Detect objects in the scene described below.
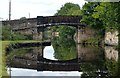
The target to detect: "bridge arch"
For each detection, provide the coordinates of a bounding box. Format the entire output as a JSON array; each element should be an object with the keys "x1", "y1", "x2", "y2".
[{"x1": 36, "y1": 16, "x2": 85, "y2": 42}]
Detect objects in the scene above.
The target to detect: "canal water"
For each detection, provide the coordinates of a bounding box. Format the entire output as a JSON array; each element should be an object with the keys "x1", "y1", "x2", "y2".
[{"x1": 5, "y1": 36, "x2": 120, "y2": 77}]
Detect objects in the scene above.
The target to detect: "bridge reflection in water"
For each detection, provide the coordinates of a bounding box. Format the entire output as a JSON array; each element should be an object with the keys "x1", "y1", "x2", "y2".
[{"x1": 6, "y1": 37, "x2": 119, "y2": 77}]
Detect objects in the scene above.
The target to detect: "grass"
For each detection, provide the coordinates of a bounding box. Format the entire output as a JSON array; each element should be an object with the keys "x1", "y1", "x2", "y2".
[
  {"x1": 0, "y1": 40, "x2": 41, "y2": 77},
  {"x1": 0, "y1": 41, "x2": 2, "y2": 78},
  {"x1": 0, "y1": 41, "x2": 10, "y2": 77}
]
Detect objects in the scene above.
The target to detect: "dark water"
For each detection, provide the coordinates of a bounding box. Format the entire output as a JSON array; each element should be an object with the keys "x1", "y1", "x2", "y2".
[{"x1": 6, "y1": 36, "x2": 120, "y2": 77}]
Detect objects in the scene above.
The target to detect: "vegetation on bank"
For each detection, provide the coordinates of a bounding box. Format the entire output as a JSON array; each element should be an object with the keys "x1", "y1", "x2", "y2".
[
  {"x1": 53, "y1": 2, "x2": 119, "y2": 43},
  {"x1": 1, "y1": 41, "x2": 10, "y2": 77},
  {"x1": 2, "y1": 26, "x2": 33, "y2": 40},
  {"x1": 81, "y1": 2, "x2": 119, "y2": 32}
]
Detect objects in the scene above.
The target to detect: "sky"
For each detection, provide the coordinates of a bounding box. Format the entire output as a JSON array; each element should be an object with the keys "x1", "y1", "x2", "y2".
[{"x1": 0, "y1": 0, "x2": 86, "y2": 20}]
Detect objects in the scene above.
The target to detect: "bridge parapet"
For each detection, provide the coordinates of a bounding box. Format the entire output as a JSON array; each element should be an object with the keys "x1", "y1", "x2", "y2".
[
  {"x1": 37, "y1": 16, "x2": 82, "y2": 25},
  {"x1": 2, "y1": 18, "x2": 37, "y2": 29}
]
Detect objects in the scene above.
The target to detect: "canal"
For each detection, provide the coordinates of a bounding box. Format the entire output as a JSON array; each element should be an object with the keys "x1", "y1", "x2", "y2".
[{"x1": 5, "y1": 36, "x2": 120, "y2": 77}]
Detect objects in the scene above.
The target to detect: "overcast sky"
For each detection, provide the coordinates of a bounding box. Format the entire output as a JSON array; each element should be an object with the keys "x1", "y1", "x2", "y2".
[{"x1": 0, "y1": 0, "x2": 86, "y2": 20}]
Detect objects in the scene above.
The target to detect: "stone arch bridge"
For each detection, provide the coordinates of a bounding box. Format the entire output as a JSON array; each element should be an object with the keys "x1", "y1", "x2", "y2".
[{"x1": 2, "y1": 16, "x2": 85, "y2": 43}]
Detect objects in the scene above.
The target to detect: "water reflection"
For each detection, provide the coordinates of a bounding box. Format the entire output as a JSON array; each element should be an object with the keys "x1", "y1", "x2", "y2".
[
  {"x1": 5, "y1": 36, "x2": 120, "y2": 77},
  {"x1": 77, "y1": 45, "x2": 104, "y2": 62},
  {"x1": 104, "y1": 46, "x2": 119, "y2": 77},
  {"x1": 105, "y1": 46, "x2": 118, "y2": 61},
  {"x1": 52, "y1": 37, "x2": 77, "y2": 60}
]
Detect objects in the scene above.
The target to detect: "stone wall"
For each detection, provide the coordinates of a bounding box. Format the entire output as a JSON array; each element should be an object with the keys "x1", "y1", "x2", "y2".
[
  {"x1": 74, "y1": 27, "x2": 97, "y2": 43},
  {"x1": 105, "y1": 31, "x2": 118, "y2": 46}
]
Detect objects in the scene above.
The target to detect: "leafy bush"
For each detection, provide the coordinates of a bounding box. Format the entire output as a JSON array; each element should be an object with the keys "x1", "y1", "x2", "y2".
[{"x1": 2, "y1": 26, "x2": 32, "y2": 40}]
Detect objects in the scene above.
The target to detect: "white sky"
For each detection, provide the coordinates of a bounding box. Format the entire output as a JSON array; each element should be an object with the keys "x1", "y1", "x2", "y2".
[{"x1": 0, "y1": 0, "x2": 86, "y2": 20}]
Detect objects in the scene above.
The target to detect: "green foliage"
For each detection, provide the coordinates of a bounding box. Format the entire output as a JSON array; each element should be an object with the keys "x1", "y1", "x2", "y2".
[
  {"x1": 52, "y1": 37, "x2": 77, "y2": 60},
  {"x1": 7, "y1": 48, "x2": 33, "y2": 60},
  {"x1": 20, "y1": 17, "x2": 26, "y2": 20},
  {"x1": 2, "y1": 26, "x2": 13, "y2": 40},
  {"x1": 105, "y1": 59, "x2": 118, "y2": 76},
  {"x1": 58, "y1": 25, "x2": 76, "y2": 38},
  {"x1": 81, "y1": 2, "x2": 104, "y2": 30},
  {"x1": 2, "y1": 26, "x2": 32, "y2": 40},
  {"x1": 55, "y1": 3, "x2": 82, "y2": 38},
  {"x1": 55, "y1": 3, "x2": 81, "y2": 16},
  {"x1": 81, "y1": 2, "x2": 119, "y2": 40},
  {"x1": 92, "y1": 2, "x2": 119, "y2": 31}
]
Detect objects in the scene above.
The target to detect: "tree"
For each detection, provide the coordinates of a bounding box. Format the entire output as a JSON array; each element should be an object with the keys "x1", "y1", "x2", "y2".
[
  {"x1": 55, "y1": 3, "x2": 81, "y2": 16},
  {"x1": 54, "y1": 3, "x2": 82, "y2": 38},
  {"x1": 92, "y1": 2, "x2": 119, "y2": 31},
  {"x1": 20, "y1": 17, "x2": 26, "y2": 20},
  {"x1": 81, "y1": 2, "x2": 104, "y2": 30}
]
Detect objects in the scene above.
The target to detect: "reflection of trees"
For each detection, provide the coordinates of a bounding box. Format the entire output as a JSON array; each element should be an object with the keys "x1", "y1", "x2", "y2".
[
  {"x1": 52, "y1": 37, "x2": 77, "y2": 60},
  {"x1": 79, "y1": 45, "x2": 107, "y2": 77},
  {"x1": 77, "y1": 45, "x2": 105, "y2": 62},
  {"x1": 81, "y1": 62, "x2": 108, "y2": 77},
  {"x1": 81, "y1": 46, "x2": 120, "y2": 77},
  {"x1": 6, "y1": 47, "x2": 40, "y2": 70},
  {"x1": 104, "y1": 46, "x2": 120, "y2": 77},
  {"x1": 105, "y1": 59, "x2": 118, "y2": 76},
  {"x1": 80, "y1": 58, "x2": 107, "y2": 77},
  {"x1": 105, "y1": 53, "x2": 120, "y2": 77},
  {"x1": 7, "y1": 48, "x2": 33, "y2": 61}
]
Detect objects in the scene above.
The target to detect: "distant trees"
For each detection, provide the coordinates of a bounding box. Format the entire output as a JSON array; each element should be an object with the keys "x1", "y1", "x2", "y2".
[
  {"x1": 20, "y1": 17, "x2": 26, "y2": 20},
  {"x1": 55, "y1": 3, "x2": 81, "y2": 16}
]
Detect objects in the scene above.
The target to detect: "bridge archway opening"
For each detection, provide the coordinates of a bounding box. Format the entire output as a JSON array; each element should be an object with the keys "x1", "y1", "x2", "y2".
[{"x1": 40, "y1": 25, "x2": 78, "y2": 41}]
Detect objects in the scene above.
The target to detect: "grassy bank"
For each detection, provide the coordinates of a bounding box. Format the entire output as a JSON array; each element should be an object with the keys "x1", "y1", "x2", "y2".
[{"x1": 0, "y1": 41, "x2": 10, "y2": 77}]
